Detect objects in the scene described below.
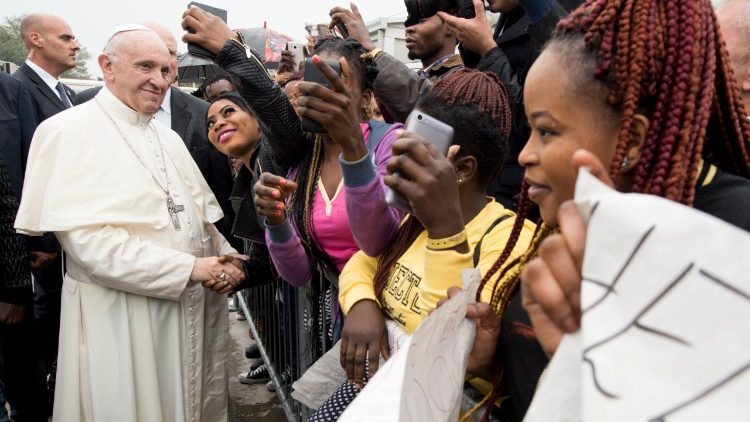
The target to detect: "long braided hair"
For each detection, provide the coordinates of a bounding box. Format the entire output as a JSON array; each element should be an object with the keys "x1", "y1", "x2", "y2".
[
  {"x1": 287, "y1": 36, "x2": 379, "y2": 253},
  {"x1": 477, "y1": 0, "x2": 750, "y2": 418},
  {"x1": 283, "y1": 36, "x2": 381, "y2": 356},
  {"x1": 372, "y1": 68, "x2": 512, "y2": 301}
]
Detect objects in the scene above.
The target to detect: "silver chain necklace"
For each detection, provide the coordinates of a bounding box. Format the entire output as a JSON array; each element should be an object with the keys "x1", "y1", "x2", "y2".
[{"x1": 95, "y1": 98, "x2": 185, "y2": 231}]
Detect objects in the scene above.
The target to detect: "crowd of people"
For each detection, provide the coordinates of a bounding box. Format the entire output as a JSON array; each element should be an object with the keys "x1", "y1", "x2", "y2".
[{"x1": 1, "y1": 0, "x2": 749, "y2": 421}]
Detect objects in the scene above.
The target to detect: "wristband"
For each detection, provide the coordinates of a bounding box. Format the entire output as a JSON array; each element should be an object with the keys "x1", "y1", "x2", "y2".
[
  {"x1": 426, "y1": 230, "x2": 467, "y2": 250},
  {"x1": 360, "y1": 48, "x2": 383, "y2": 61}
]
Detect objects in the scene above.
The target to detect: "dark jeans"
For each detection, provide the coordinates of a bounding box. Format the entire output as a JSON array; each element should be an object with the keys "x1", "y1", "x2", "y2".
[
  {"x1": 0, "y1": 306, "x2": 48, "y2": 422},
  {"x1": 0, "y1": 358, "x2": 11, "y2": 422},
  {"x1": 32, "y1": 254, "x2": 63, "y2": 374}
]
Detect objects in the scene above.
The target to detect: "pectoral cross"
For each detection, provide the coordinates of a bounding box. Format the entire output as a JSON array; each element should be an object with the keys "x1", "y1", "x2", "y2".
[{"x1": 167, "y1": 196, "x2": 185, "y2": 231}]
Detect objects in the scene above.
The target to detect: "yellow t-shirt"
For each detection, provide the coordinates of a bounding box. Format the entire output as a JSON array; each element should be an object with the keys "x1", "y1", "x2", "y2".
[{"x1": 338, "y1": 199, "x2": 536, "y2": 333}]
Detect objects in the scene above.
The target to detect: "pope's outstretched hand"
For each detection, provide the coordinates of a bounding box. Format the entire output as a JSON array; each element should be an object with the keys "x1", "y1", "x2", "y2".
[{"x1": 192, "y1": 256, "x2": 245, "y2": 294}]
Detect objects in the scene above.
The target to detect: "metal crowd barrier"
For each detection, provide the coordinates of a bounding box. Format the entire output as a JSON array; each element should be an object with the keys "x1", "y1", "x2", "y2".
[
  {"x1": 235, "y1": 248, "x2": 501, "y2": 422},
  {"x1": 237, "y1": 265, "x2": 335, "y2": 421}
]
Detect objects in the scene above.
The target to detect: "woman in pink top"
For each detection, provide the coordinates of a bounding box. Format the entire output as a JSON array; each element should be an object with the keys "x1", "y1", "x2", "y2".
[{"x1": 254, "y1": 37, "x2": 403, "y2": 339}]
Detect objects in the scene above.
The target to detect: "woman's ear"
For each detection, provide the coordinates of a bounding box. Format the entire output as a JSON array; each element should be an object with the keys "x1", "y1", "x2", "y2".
[
  {"x1": 361, "y1": 89, "x2": 373, "y2": 109},
  {"x1": 621, "y1": 113, "x2": 649, "y2": 173},
  {"x1": 742, "y1": 77, "x2": 750, "y2": 95},
  {"x1": 360, "y1": 89, "x2": 374, "y2": 118},
  {"x1": 453, "y1": 155, "x2": 477, "y2": 185}
]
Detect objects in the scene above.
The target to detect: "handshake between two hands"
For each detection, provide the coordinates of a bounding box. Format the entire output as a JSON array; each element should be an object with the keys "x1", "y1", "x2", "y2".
[{"x1": 191, "y1": 254, "x2": 248, "y2": 295}]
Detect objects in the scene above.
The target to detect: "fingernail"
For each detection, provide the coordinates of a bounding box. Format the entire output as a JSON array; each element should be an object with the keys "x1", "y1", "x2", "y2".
[
  {"x1": 279, "y1": 178, "x2": 287, "y2": 186},
  {"x1": 276, "y1": 203, "x2": 284, "y2": 210},
  {"x1": 272, "y1": 190, "x2": 280, "y2": 198},
  {"x1": 563, "y1": 316, "x2": 578, "y2": 333},
  {"x1": 312, "y1": 55, "x2": 321, "y2": 64}
]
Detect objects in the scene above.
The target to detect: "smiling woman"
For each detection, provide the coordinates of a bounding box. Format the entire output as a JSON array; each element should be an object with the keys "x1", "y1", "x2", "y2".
[
  {"x1": 461, "y1": 1, "x2": 750, "y2": 421},
  {"x1": 206, "y1": 92, "x2": 263, "y2": 167}
]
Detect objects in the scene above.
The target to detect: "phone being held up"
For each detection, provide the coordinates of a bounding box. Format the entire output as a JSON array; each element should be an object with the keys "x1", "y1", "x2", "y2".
[
  {"x1": 301, "y1": 57, "x2": 342, "y2": 133},
  {"x1": 186, "y1": 2, "x2": 228, "y2": 60},
  {"x1": 386, "y1": 109, "x2": 454, "y2": 214},
  {"x1": 286, "y1": 42, "x2": 307, "y2": 71}
]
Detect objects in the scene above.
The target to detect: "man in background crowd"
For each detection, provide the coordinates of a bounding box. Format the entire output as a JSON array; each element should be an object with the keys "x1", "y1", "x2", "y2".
[
  {"x1": 12, "y1": 13, "x2": 80, "y2": 401},
  {"x1": 716, "y1": 0, "x2": 750, "y2": 116},
  {"x1": 0, "y1": 71, "x2": 47, "y2": 422}
]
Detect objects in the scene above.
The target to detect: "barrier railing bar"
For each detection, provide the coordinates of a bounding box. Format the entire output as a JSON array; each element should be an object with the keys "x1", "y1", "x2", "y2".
[{"x1": 237, "y1": 292, "x2": 297, "y2": 421}]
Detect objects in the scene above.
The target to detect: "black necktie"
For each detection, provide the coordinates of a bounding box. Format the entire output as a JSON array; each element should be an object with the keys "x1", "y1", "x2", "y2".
[{"x1": 55, "y1": 82, "x2": 72, "y2": 109}]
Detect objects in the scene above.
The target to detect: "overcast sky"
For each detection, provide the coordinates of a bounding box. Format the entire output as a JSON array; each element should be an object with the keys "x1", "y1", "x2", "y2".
[{"x1": 4, "y1": 0, "x2": 408, "y2": 78}]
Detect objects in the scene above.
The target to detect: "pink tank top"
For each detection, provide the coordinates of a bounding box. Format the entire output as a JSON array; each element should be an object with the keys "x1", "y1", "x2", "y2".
[
  {"x1": 309, "y1": 178, "x2": 358, "y2": 272},
  {"x1": 307, "y1": 123, "x2": 372, "y2": 271}
]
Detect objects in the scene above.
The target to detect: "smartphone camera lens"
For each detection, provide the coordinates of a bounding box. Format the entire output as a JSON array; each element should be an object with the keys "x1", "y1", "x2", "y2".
[{"x1": 417, "y1": 114, "x2": 423, "y2": 120}]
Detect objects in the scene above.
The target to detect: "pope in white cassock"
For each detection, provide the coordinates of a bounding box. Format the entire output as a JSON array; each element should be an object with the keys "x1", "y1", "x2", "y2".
[{"x1": 14, "y1": 25, "x2": 246, "y2": 422}]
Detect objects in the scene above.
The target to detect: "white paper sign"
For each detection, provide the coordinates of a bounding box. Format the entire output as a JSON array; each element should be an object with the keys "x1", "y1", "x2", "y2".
[
  {"x1": 526, "y1": 170, "x2": 750, "y2": 422},
  {"x1": 291, "y1": 320, "x2": 411, "y2": 410},
  {"x1": 340, "y1": 268, "x2": 480, "y2": 422}
]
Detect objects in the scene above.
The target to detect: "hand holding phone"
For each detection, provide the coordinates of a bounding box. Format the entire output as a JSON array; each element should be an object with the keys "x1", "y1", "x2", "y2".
[
  {"x1": 300, "y1": 57, "x2": 342, "y2": 133},
  {"x1": 183, "y1": 2, "x2": 229, "y2": 59},
  {"x1": 333, "y1": 21, "x2": 349, "y2": 38},
  {"x1": 386, "y1": 109, "x2": 455, "y2": 214}
]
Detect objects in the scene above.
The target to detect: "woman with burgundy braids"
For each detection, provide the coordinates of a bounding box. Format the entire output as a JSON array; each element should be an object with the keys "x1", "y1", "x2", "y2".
[{"x1": 456, "y1": 0, "x2": 750, "y2": 420}]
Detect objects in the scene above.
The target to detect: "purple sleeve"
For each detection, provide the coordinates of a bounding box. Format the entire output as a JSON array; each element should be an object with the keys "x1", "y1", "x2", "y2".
[
  {"x1": 264, "y1": 217, "x2": 313, "y2": 287},
  {"x1": 342, "y1": 123, "x2": 405, "y2": 257}
]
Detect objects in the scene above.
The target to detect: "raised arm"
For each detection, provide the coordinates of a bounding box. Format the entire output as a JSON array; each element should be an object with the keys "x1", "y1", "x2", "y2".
[
  {"x1": 372, "y1": 53, "x2": 433, "y2": 123},
  {"x1": 329, "y1": 3, "x2": 432, "y2": 123},
  {"x1": 253, "y1": 172, "x2": 314, "y2": 286},
  {"x1": 182, "y1": 7, "x2": 310, "y2": 168},
  {"x1": 343, "y1": 123, "x2": 405, "y2": 256},
  {"x1": 213, "y1": 41, "x2": 310, "y2": 168}
]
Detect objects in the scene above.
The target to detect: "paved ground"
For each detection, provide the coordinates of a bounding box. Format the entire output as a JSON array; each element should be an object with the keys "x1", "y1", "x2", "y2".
[{"x1": 227, "y1": 305, "x2": 287, "y2": 422}]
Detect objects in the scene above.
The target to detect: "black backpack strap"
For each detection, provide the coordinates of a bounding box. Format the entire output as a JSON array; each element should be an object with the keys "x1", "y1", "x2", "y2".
[
  {"x1": 472, "y1": 214, "x2": 513, "y2": 268},
  {"x1": 366, "y1": 119, "x2": 392, "y2": 154}
]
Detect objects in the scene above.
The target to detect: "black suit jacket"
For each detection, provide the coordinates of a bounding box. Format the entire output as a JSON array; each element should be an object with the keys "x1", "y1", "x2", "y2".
[
  {"x1": 13, "y1": 62, "x2": 76, "y2": 123},
  {"x1": 73, "y1": 85, "x2": 99, "y2": 105},
  {"x1": 0, "y1": 72, "x2": 38, "y2": 201},
  {"x1": 169, "y1": 87, "x2": 236, "y2": 246},
  {"x1": 74, "y1": 85, "x2": 237, "y2": 247},
  {"x1": 9, "y1": 65, "x2": 69, "y2": 252}
]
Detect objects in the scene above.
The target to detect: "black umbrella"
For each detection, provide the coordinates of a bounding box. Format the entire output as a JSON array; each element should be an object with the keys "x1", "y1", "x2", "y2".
[{"x1": 177, "y1": 53, "x2": 220, "y2": 84}]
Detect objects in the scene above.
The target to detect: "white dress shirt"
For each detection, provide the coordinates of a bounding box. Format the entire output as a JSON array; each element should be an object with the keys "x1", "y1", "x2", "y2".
[
  {"x1": 25, "y1": 59, "x2": 69, "y2": 103},
  {"x1": 154, "y1": 88, "x2": 172, "y2": 128}
]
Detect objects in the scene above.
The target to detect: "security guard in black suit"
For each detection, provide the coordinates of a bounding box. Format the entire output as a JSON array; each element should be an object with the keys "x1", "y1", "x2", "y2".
[{"x1": 12, "y1": 15, "x2": 80, "y2": 408}]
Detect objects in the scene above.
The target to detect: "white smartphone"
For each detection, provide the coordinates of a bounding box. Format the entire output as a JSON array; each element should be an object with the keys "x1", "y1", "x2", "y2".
[
  {"x1": 386, "y1": 109, "x2": 455, "y2": 214},
  {"x1": 287, "y1": 42, "x2": 307, "y2": 71}
]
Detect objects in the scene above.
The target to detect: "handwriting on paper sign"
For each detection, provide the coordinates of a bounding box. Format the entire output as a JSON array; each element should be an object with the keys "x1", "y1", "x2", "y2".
[{"x1": 575, "y1": 171, "x2": 750, "y2": 421}]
